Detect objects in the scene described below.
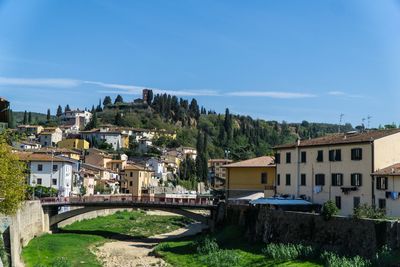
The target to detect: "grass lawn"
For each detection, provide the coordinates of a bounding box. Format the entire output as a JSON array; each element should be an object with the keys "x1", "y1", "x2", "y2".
[
  {"x1": 22, "y1": 210, "x2": 191, "y2": 267},
  {"x1": 155, "y1": 225, "x2": 322, "y2": 267}
]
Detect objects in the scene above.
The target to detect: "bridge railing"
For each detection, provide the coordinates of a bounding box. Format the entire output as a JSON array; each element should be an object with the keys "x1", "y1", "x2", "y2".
[{"x1": 40, "y1": 195, "x2": 215, "y2": 207}]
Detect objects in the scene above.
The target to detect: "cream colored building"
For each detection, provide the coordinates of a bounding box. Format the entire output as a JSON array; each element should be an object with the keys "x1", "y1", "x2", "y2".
[
  {"x1": 275, "y1": 129, "x2": 400, "y2": 216},
  {"x1": 372, "y1": 163, "x2": 400, "y2": 217},
  {"x1": 121, "y1": 164, "x2": 156, "y2": 196}
]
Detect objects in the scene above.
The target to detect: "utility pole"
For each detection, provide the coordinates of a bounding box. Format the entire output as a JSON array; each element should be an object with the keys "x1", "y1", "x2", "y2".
[{"x1": 367, "y1": 115, "x2": 372, "y2": 130}]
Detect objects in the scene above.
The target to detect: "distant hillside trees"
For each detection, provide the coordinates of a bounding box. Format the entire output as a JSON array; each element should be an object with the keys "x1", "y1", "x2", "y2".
[
  {"x1": 103, "y1": 96, "x2": 112, "y2": 107},
  {"x1": 114, "y1": 95, "x2": 124, "y2": 104}
]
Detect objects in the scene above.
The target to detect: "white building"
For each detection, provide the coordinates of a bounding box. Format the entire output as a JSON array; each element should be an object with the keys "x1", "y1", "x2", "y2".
[
  {"x1": 17, "y1": 152, "x2": 74, "y2": 197},
  {"x1": 146, "y1": 157, "x2": 166, "y2": 180},
  {"x1": 38, "y1": 127, "x2": 63, "y2": 147},
  {"x1": 60, "y1": 110, "x2": 92, "y2": 129},
  {"x1": 80, "y1": 129, "x2": 128, "y2": 150},
  {"x1": 12, "y1": 141, "x2": 42, "y2": 150}
]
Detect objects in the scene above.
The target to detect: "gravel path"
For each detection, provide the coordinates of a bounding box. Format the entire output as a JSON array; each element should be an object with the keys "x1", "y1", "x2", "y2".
[{"x1": 94, "y1": 212, "x2": 207, "y2": 267}]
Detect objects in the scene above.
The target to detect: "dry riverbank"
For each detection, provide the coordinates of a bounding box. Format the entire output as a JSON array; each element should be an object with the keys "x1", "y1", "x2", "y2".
[{"x1": 95, "y1": 212, "x2": 207, "y2": 267}]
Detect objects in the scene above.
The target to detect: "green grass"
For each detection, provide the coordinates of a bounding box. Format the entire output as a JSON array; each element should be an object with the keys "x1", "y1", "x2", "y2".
[
  {"x1": 155, "y1": 225, "x2": 322, "y2": 267},
  {"x1": 22, "y1": 233, "x2": 104, "y2": 267},
  {"x1": 22, "y1": 210, "x2": 192, "y2": 267}
]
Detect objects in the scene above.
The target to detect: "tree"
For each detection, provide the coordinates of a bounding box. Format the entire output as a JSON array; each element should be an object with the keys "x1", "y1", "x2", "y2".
[
  {"x1": 0, "y1": 133, "x2": 26, "y2": 215},
  {"x1": 28, "y1": 112, "x2": 32, "y2": 124},
  {"x1": 189, "y1": 98, "x2": 200, "y2": 121},
  {"x1": 85, "y1": 112, "x2": 98, "y2": 130},
  {"x1": 114, "y1": 95, "x2": 124, "y2": 104},
  {"x1": 23, "y1": 110, "x2": 28, "y2": 124},
  {"x1": 103, "y1": 96, "x2": 112, "y2": 107},
  {"x1": 147, "y1": 90, "x2": 153, "y2": 105},
  {"x1": 96, "y1": 99, "x2": 103, "y2": 112},
  {"x1": 56, "y1": 105, "x2": 63, "y2": 117},
  {"x1": 115, "y1": 112, "x2": 123, "y2": 126},
  {"x1": 46, "y1": 109, "x2": 51, "y2": 122},
  {"x1": 64, "y1": 104, "x2": 71, "y2": 112},
  {"x1": 8, "y1": 109, "x2": 15, "y2": 129},
  {"x1": 224, "y1": 108, "x2": 233, "y2": 143}
]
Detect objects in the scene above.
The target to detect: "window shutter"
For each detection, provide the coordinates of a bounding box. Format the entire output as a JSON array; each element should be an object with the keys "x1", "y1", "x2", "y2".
[
  {"x1": 329, "y1": 150, "x2": 334, "y2": 161},
  {"x1": 335, "y1": 150, "x2": 341, "y2": 161},
  {"x1": 384, "y1": 177, "x2": 388, "y2": 189},
  {"x1": 351, "y1": 174, "x2": 355, "y2": 186}
]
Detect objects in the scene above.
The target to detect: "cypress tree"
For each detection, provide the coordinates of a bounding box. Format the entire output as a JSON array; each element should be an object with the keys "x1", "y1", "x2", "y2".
[
  {"x1": 23, "y1": 111, "x2": 27, "y2": 124},
  {"x1": 56, "y1": 105, "x2": 63, "y2": 117},
  {"x1": 103, "y1": 96, "x2": 112, "y2": 106},
  {"x1": 46, "y1": 109, "x2": 51, "y2": 122},
  {"x1": 28, "y1": 112, "x2": 32, "y2": 124}
]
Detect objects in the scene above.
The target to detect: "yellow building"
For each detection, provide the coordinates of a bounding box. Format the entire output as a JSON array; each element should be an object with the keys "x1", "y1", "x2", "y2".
[
  {"x1": 224, "y1": 156, "x2": 276, "y2": 199},
  {"x1": 122, "y1": 164, "x2": 155, "y2": 196},
  {"x1": 58, "y1": 138, "x2": 90, "y2": 150}
]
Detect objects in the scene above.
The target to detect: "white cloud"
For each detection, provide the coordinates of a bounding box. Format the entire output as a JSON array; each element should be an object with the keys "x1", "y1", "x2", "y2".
[
  {"x1": 0, "y1": 76, "x2": 316, "y2": 99},
  {"x1": 0, "y1": 77, "x2": 80, "y2": 87},
  {"x1": 328, "y1": 91, "x2": 363, "y2": 98},
  {"x1": 227, "y1": 91, "x2": 317, "y2": 98}
]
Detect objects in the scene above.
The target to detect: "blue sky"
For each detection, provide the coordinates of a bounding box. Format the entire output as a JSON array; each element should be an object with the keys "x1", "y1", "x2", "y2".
[{"x1": 1, "y1": 0, "x2": 400, "y2": 127}]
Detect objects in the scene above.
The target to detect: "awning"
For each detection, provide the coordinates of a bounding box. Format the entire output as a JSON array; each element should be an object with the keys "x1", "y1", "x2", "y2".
[{"x1": 249, "y1": 197, "x2": 313, "y2": 206}]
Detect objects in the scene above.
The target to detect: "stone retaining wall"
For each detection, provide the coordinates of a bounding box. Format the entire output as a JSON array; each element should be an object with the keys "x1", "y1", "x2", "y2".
[{"x1": 226, "y1": 205, "x2": 400, "y2": 258}]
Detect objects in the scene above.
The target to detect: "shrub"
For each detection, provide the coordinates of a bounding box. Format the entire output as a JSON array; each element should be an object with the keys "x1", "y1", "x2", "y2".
[
  {"x1": 320, "y1": 251, "x2": 371, "y2": 267},
  {"x1": 116, "y1": 215, "x2": 125, "y2": 219},
  {"x1": 321, "y1": 200, "x2": 339, "y2": 220},
  {"x1": 129, "y1": 215, "x2": 136, "y2": 220},
  {"x1": 199, "y1": 249, "x2": 240, "y2": 267},
  {"x1": 373, "y1": 245, "x2": 397, "y2": 266},
  {"x1": 196, "y1": 237, "x2": 219, "y2": 255},
  {"x1": 353, "y1": 204, "x2": 386, "y2": 219},
  {"x1": 262, "y1": 243, "x2": 315, "y2": 261}
]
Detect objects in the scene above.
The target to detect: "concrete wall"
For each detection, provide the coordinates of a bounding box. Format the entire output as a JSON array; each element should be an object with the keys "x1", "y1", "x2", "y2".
[
  {"x1": 58, "y1": 208, "x2": 132, "y2": 227},
  {"x1": 9, "y1": 201, "x2": 47, "y2": 267},
  {"x1": 226, "y1": 205, "x2": 400, "y2": 258}
]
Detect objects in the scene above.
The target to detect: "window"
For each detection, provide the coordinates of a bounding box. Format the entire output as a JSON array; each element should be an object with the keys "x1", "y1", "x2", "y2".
[
  {"x1": 317, "y1": 150, "x2": 323, "y2": 162},
  {"x1": 275, "y1": 153, "x2": 281, "y2": 164},
  {"x1": 301, "y1": 151, "x2": 307, "y2": 163},
  {"x1": 376, "y1": 177, "x2": 388, "y2": 190},
  {"x1": 37, "y1": 178, "x2": 42, "y2": 185},
  {"x1": 351, "y1": 173, "x2": 362, "y2": 187},
  {"x1": 44, "y1": 141, "x2": 47, "y2": 146},
  {"x1": 351, "y1": 148, "x2": 362, "y2": 160},
  {"x1": 261, "y1": 173, "x2": 268, "y2": 184},
  {"x1": 277, "y1": 174, "x2": 280, "y2": 186},
  {"x1": 315, "y1": 174, "x2": 325, "y2": 186},
  {"x1": 52, "y1": 179, "x2": 57, "y2": 185},
  {"x1": 37, "y1": 164, "x2": 43, "y2": 171},
  {"x1": 331, "y1": 173, "x2": 343, "y2": 186},
  {"x1": 285, "y1": 174, "x2": 291, "y2": 186},
  {"x1": 335, "y1": 149, "x2": 342, "y2": 161},
  {"x1": 286, "y1": 152, "x2": 291, "y2": 163},
  {"x1": 378, "y1": 198, "x2": 386, "y2": 210},
  {"x1": 130, "y1": 172, "x2": 133, "y2": 177},
  {"x1": 300, "y1": 174, "x2": 306, "y2": 186},
  {"x1": 129, "y1": 181, "x2": 133, "y2": 186},
  {"x1": 335, "y1": 196, "x2": 341, "y2": 209},
  {"x1": 329, "y1": 149, "x2": 341, "y2": 161},
  {"x1": 53, "y1": 165, "x2": 58, "y2": 172},
  {"x1": 353, "y1": 197, "x2": 361, "y2": 209}
]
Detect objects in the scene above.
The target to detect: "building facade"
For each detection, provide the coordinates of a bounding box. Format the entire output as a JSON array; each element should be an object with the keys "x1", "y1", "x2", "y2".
[
  {"x1": 275, "y1": 130, "x2": 400, "y2": 216},
  {"x1": 224, "y1": 156, "x2": 276, "y2": 199},
  {"x1": 38, "y1": 127, "x2": 63, "y2": 147}
]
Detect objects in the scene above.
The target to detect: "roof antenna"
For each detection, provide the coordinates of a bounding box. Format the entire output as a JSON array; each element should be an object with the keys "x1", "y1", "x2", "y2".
[
  {"x1": 339, "y1": 113, "x2": 344, "y2": 133},
  {"x1": 367, "y1": 115, "x2": 372, "y2": 130},
  {"x1": 362, "y1": 118, "x2": 366, "y2": 132}
]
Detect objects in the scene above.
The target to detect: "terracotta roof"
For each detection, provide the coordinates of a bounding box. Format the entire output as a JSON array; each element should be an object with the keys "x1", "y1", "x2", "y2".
[
  {"x1": 15, "y1": 152, "x2": 70, "y2": 162},
  {"x1": 124, "y1": 164, "x2": 151, "y2": 171},
  {"x1": 274, "y1": 129, "x2": 400, "y2": 149},
  {"x1": 224, "y1": 156, "x2": 275, "y2": 168},
  {"x1": 208, "y1": 159, "x2": 233, "y2": 163},
  {"x1": 373, "y1": 163, "x2": 400, "y2": 176}
]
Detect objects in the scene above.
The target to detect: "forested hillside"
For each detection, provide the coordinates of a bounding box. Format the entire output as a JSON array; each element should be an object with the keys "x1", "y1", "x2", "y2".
[{"x1": 13, "y1": 92, "x2": 354, "y2": 161}]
